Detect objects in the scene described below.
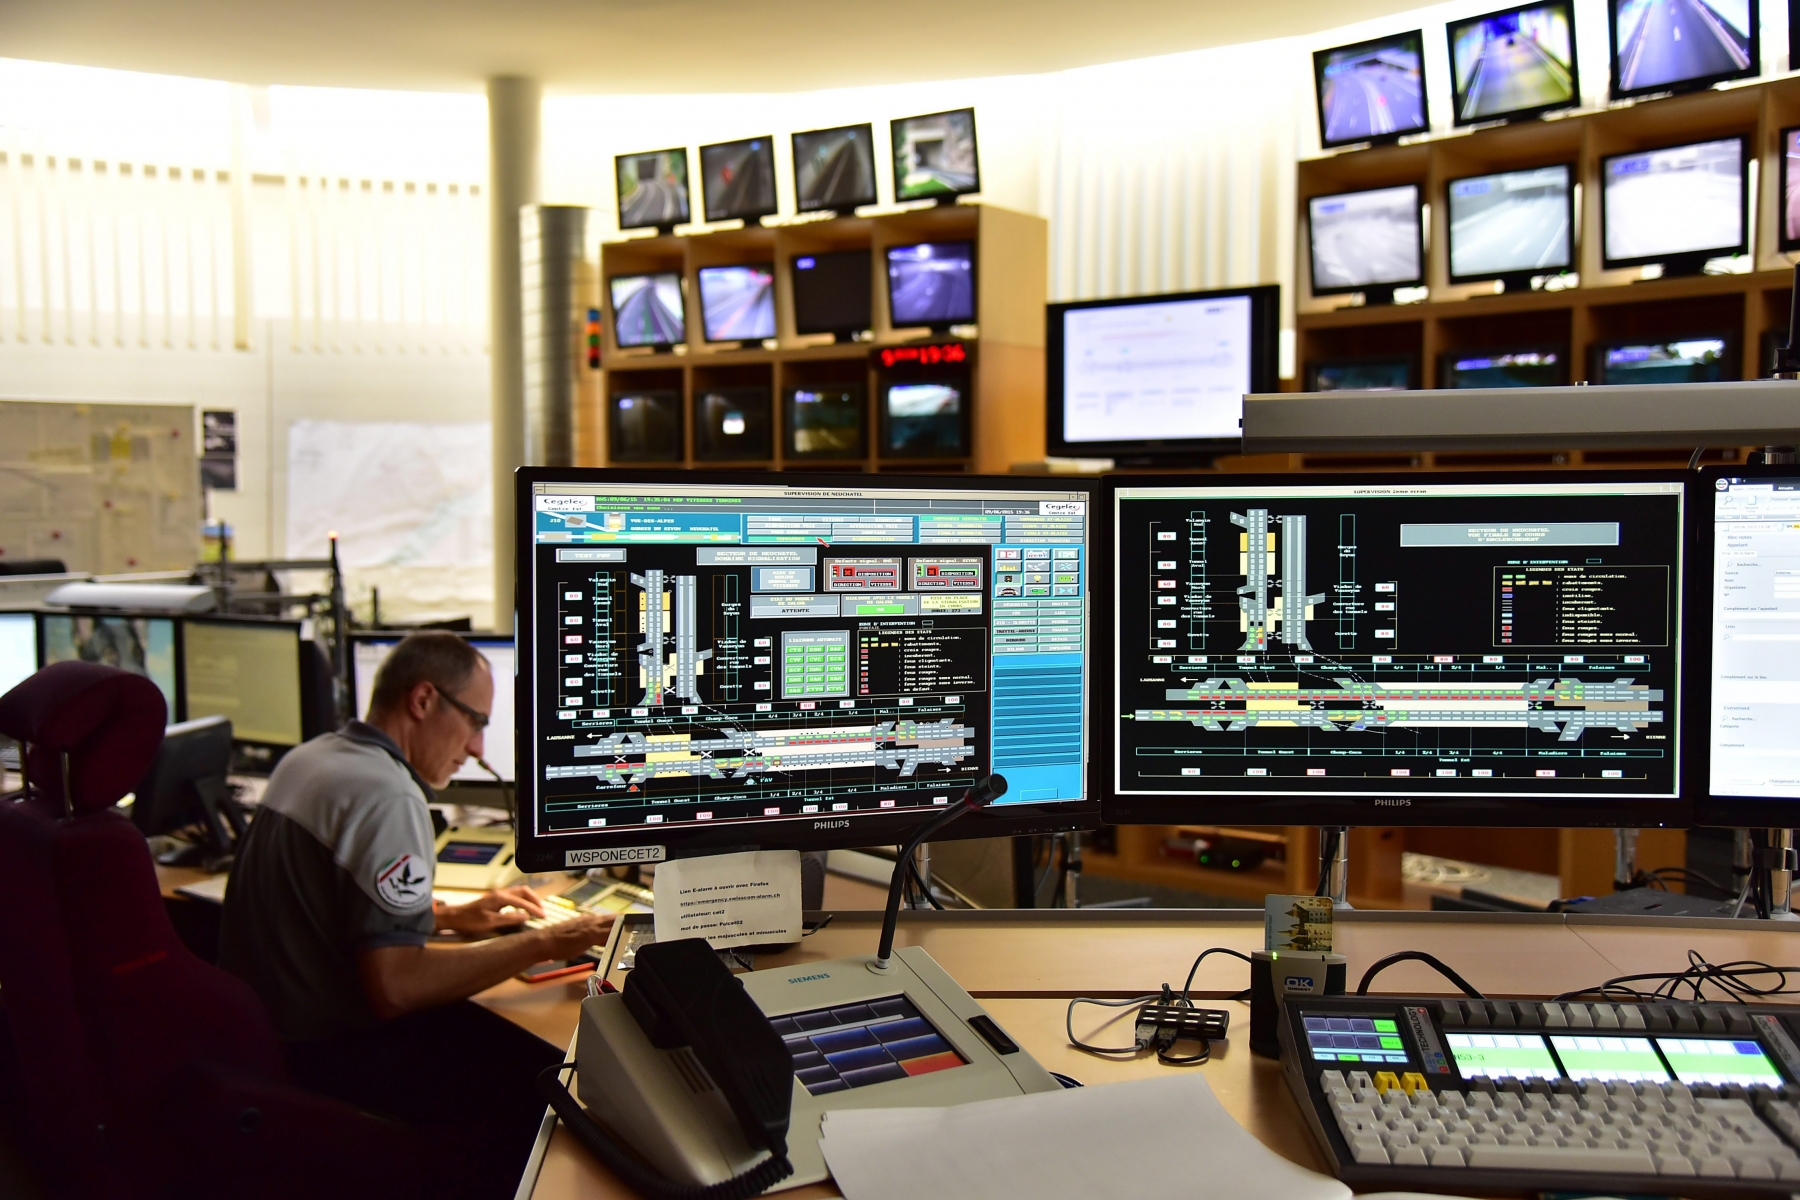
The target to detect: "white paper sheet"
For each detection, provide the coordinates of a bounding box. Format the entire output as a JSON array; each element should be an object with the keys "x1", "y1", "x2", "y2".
[{"x1": 651, "y1": 849, "x2": 802, "y2": 949}]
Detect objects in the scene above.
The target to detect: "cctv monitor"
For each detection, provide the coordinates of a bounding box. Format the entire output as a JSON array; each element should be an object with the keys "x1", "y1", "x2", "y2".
[
  {"x1": 0, "y1": 611, "x2": 36, "y2": 697},
  {"x1": 792, "y1": 124, "x2": 878, "y2": 214},
  {"x1": 1306, "y1": 356, "x2": 1417, "y2": 391},
  {"x1": 1780, "y1": 125, "x2": 1800, "y2": 252},
  {"x1": 695, "y1": 387, "x2": 774, "y2": 461},
  {"x1": 1308, "y1": 184, "x2": 1425, "y2": 295},
  {"x1": 785, "y1": 386, "x2": 867, "y2": 459},
  {"x1": 697, "y1": 264, "x2": 776, "y2": 344},
  {"x1": 1100, "y1": 472, "x2": 1690, "y2": 827},
  {"x1": 608, "y1": 391, "x2": 684, "y2": 463},
  {"x1": 1313, "y1": 30, "x2": 1430, "y2": 148},
  {"x1": 1442, "y1": 346, "x2": 1566, "y2": 388},
  {"x1": 886, "y1": 242, "x2": 976, "y2": 329},
  {"x1": 1594, "y1": 336, "x2": 1734, "y2": 384},
  {"x1": 40, "y1": 613, "x2": 178, "y2": 717},
  {"x1": 791, "y1": 250, "x2": 873, "y2": 340},
  {"x1": 349, "y1": 633, "x2": 516, "y2": 783},
  {"x1": 181, "y1": 618, "x2": 304, "y2": 752},
  {"x1": 880, "y1": 380, "x2": 969, "y2": 458},
  {"x1": 609, "y1": 273, "x2": 686, "y2": 350},
  {"x1": 1446, "y1": 164, "x2": 1575, "y2": 284},
  {"x1": 513, "y1": 470, "x2": 1099, "y2": 867},
  {"x1": 699, "y1": 136, "x2": 778, "y2": 225},
  {"x1": 1448, "y1": 1, "x2": 1580, "y2": 126},
  {"x1": 1608, "y1": 0, "x2": 1758, "y2": 99},
  {"x1": 891, "y1": 108, "x2": 981, "y2": 202},
  {"x1": 615, "y1": 148, "x2": 691, "y2": 230},
  {"x1": 1046, "y1": 285, "x2": 1281, "y2": 462},
  {"x1": 1602, "y1": 136, "x2": 1746, "y2": 270}
]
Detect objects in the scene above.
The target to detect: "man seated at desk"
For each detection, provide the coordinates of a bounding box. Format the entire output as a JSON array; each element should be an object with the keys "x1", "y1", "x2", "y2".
[{"x1": 221, "y1": 631, "x2": 611, "y2": 1199}]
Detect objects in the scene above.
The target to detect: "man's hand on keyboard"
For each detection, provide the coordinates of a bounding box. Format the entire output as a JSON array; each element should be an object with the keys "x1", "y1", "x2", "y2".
[
  {"x1": 434, "y1": 884, "x2": 548, "y2": 933},
  {"x1": 533, "y1": 913, "x2": 617, "y2": 962}
]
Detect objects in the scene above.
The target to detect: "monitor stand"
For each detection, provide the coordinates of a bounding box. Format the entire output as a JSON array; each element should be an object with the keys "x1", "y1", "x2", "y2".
[
  {"x1": 653, "y1": 223, "x2": 676, "y2": 237},
  {"x1": 832, "y1": 331, "x2": 862, "y2": 345},
  {"x1": 1651, "y1": 252, "x2": 1712, "y2": 280},
  {"x1": 1359, "y1": 286, "x2": 1397, "y2": 307},
  {"x1": 1317, "y1": 826, "x2": 1349, "y2": 908},
  {"x1": 1493, "y1": 272, "x2": 1538, "y2": 295}
]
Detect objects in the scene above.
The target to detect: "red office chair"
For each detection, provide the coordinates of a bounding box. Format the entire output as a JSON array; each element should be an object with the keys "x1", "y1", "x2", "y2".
[{"x1": 0, "y1": 662, "x2": 432, "y2": 1200}]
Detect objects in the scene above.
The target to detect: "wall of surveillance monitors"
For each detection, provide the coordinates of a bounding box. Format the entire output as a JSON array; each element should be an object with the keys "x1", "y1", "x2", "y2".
[{"x1": 613, "y1": 107, "x2": 981, "y2": 232}]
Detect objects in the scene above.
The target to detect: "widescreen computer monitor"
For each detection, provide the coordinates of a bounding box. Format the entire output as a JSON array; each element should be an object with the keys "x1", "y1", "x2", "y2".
[
  {"x1": 350, "y1": 634, "x2": 516, "y2": 783},
  {"x1": 695, "y1": 388, "x2": 774, "y2": 461},
  {"x1": 886, "y1": 242, "x2": 976, "y2": 329},
  {"x1": 512, "y1": 470, "x2": 1099, "y2": 867},
  {"x1": 785, "y1": 386, "x2": 867, "y2": 459},
  {"x1": 880, "y1": 379, "x2": 968, "y2": 457},
  {"x1": 608, "y1": 392, "x2": 685, "y2": 462},
  {"x1": 1441, "y1": 347, "x2": 1565, "y2": 387},
  {"x1": 615, "y1": 148, "x2": 691, "y2": 230},
  {"x1": 40, "y1": 613, "x2": 178, "y2": 717},
  {"x1": 1780, "y1": 126, "x2": 1800, "y2": 252},
  {"x1": 1446, "y1": 164, "x2": 1574, "y2": 284},
  {"x1": 697, "y1": 264, "x2": 776, "y2": 343},
  {"x1": 792, "y1": 124, "x2": 878, "y2": 213},
  {"x1": 1602, "y1": 137, "x2": 1745, "y2": 270},
  {"x1": 0, "y1": 612, "x2": 36, "y2": 697},
  {"x1": 1448, "y1": 1, "x2": 1579, "y2": 126},
  {"x1": 1101, "y1": 472, "x2": 1689, "y2": 827},
  {"x1": 1305, "y1": 356, "x2": 1417, "y2": 391},
  {"x1": 609, "y1": 273, "x2": 686, "y2": 350},
  {"x1": 1593, "y1": 336, "x2": 1733, "y2": 384},
  {"x1": 891, "y1": 108, "x2": 981, "y2": 202},
  {"x1": 1608, "y1": 0, "x2": 1757, "y2": 100},
  {"x1": 1312, "y1": 30, "x2": 1430, "y2": 148},
  {"x1": 1308, "y1": 185, "x2": 1424, "y2": 295},
  {"x1": 1045, "y1": 286, "x2": 1281, "y2": 462},
  {"x1": 791, "y1": 250, "x2": 872, "y2": 339},
  {"x1": 699, "y1": 136, "x2": 779, "y2": 224},
  {"x1": 181, "y1": 618, "x2": 303, "y2": 750}
]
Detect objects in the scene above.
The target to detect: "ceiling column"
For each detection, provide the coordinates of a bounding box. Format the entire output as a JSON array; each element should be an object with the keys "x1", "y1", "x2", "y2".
[{"x1": 487, "y1": 75, "x2": 540, "y2": 634}]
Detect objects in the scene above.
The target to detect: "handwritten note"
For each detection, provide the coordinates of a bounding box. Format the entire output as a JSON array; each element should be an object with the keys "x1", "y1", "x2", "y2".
[{"x1": 652, "y1": 850, "x2": 803, "y2": 949}]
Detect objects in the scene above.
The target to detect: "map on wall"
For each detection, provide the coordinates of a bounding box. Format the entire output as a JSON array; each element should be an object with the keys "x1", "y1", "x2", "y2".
[{"x1": 285, "y1": 420, "x2": 492, "y2": 569}]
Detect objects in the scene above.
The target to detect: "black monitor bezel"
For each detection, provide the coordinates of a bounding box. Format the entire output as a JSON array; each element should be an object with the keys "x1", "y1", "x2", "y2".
[
  {"x1": 1304, "y1": 354, "x2": 1419, "y2": 392},
  {"x1": 790, "y1": 123, "x2": 879, "y2": 214},
  {"x1": 1589, "y1": 332, "x2": 1739, "y2": 385},
  {"x1": 1307, "y1": 183, "x2": 1427, "y2": 296},
  {"x1": 1045, "y1": 284, "x2": 1281, "y2": 463},
  {"x1": 511, "y1": 467, "x2": 1100, "y2": 869},
  {"x1": 614, "y1": 147, "x2": 692, "y2": 231},
  {"x1": 1438, "y1": 342, "x2": 1570, "y2": 387},
  {"x1": 1312, "y1": 29, "x2": 1432, "y2": 150},
  {"x1": 35, "y1": 608, "x2": 184, "y2": 720},
  {"x1": 889, "y1": 107, "x2": 982, "y2": 203},
  {"x1": 1447, "y1": 0, "x2": 1581, "y2": 128},
  {"x1": 789, "y1": 248, "x2": 874, "y2": 338},
  {"x1": 782, "y1": 384, "x2": 869, "y2": 461},
  {"x1": 698, "y1": 136, "x2": 780, "y2": 225},
  {"x1": 876, "y1": 373, "x2": 972, "y2": 459},
  {"x1": 692, "y1": 385, "x2": 775, "y2": 462},
  {"x1": 179, "y1": 614, "x2": 305, "y2": 753},
  {"x1": 1444, "y1": 161, "x2": 1577, "y2": 285},
  {"x1": 606, "y1": 389, "x2": 686, "y2": 463},
  {"x1": 607, "y1": 271, "x2": 688, "y2": 351},
  {"x1": 1779, "y1": 125, "x2": 1800, "y2": 253},
  {"x1": 1095, "y1": 469, "x2": 1694, "y2": 829},
  {"x1": 883, "y1": 239, "x2": 977, "y2": 330},
  {"x1": 695, "y1": 262, "x2": 777, "y2": 344},
  {"x1": 1599, "y1": 135, "x2": 1749, "y2": 270},
  {"x1": 1607, "y1": 0, "x2": 1759, "y2": 101}
]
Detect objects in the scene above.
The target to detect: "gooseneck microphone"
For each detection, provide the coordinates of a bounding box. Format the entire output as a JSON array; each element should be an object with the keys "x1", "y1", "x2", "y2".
[{"x1": 872, "y1": 774, "x2": 1007, "y2": 970}]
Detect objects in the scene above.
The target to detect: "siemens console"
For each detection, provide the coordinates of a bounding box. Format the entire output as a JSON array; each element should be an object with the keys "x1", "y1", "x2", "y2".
[
  {"x1": 1100, "y1": 473, "x2": 1690, "y2": 826},
  {"x1": 513, "y1": 470, "x2": 1096, "y2": 869}
]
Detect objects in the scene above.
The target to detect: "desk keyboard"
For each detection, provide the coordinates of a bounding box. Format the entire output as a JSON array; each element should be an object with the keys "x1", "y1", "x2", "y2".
[{"x1": 523, "y1": 880, "x2": 654, "y2": 955}]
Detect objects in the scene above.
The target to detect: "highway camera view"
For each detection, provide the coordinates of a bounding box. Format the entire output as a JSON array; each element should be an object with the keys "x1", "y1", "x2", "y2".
[
  {"x1": 892, "y1": 110, "x2": 979, "y2": 200},
  {"x1": 1603, "y1": 137, "x2": 1742, "y2": 263},
  {"x1": 698, "y1": 265, "x2": 776, "y2": 343},
  {"x1": 887, "y1": 242, "x2": 975, "y2": 326},
  {"x1": 1451, "y1": 3, "x2": 1576, "y2": 122},
  {"x1": 1448, "y1": 165, "x2": 1572, "y2": 280},
  {"x1": 794, "y1": 125, "x2": 878, "y2": 211},
  {"x1": 610, "y1": 273, "x2": 685, "y2": 347},
  {"x1": 1317, "y1": 34, "x2": 1427, "y2": 145},
  {"x1": 616, "y1": 151, "x2": 690, "y2": 228},
  {"x1": 701, "y1": 137, "x2": 777, "y2": 223},
  {"x1": 1614, "y1": 0, "x2": 1752, "y2": 93},
  {"x1": 1788, "y1": 131, "x2": 1800, "y2": 243},
  {"x1": 1308, "y1": 185, "x2": 1421, "y2": 290}
]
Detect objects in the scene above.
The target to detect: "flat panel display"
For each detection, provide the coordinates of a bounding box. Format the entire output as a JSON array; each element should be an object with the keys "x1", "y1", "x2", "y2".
[
  {"x1": 1306, "y1": 357, "x2": 1416, "y2": 392},
  {"x1": 0, "y1": 612, "x2": 37, "y2": 697},
  {"x1": 697, "y1": 264, "x2": 776, "y2": 343},
  {"x1": 885, "y1": 242, "x2": 975, "y2": 328},
  {"x1": 1548, "y1": 1035, "x2": 1670, "y2": 1082},
  {"x1": 890, "y1": 108, "x2": 981, "y2": 201},
  {"x1": 1302, "y1": 1013, "x2": 1412, "y2": 1066},
  {"x1": 1308, "y1": 185, "x2": 1424, "y2": 293},
  {"x1": 792, "y1": 124, "x2": 878, "y2": 214},
  {"x1": 41, "y1": 614, "x2": 178, "y2": 716},
  {"x1": 695, "y1": 388, "x2": 774, "y2": 461},
  {"x1": 1595, "y1": 337, "x2": 1733, "y2": 384},
  {"x1": 182, "y1": 619, "x2": 302, "y2": 747},
  {"x1": 616, "y1": 149, "x2": 691, "y2": 230},
  {"x1": 609, "y1": 273, "x2": 686, "y2": 349},
  {"x1": 350, "y1": 634, "x2": 516, "y2": 782},
  {"x1": 791, "y1": 250, "x2": 873, "y2": 338},
  {"x1": 1446, "y1": 164, "x2": 1574, "y2": 283},
  {"x1": 1782, "y1": 126, "x2": 1800, "y2": 252},
  {"x1": 881, "y1": 382, "x2": 967, "y2": 458},
  {"x1": 699, "y1": 137, "x2": 778, "y2": 224},
  {"x1": 1657, "y1": 1037, "x2": 1785, "y2": 1085},
  {"x1": 608, "y1": 392, "x2": 684, "y2": 463},
  {"x1": 1609, "y1": 0, "x2": 1758, "y2": 99},
  {"x1": 785, "y1": 387, "x2": 867, "y2": 460},
  {"x1": 1313, "y1": 31, "x2": 1430, "y2": 148},
  {"x1": 1601, "y1": 137, "x2": 1745, "y2": 268},
  {"x1": 1442, "y1": 347, "x2": 1565, "y2": 388},
  {"x1": 1446, "y1": 1032, "x2": 1563, "y2": 1080},
  {"x1": 1449, "y1": 1, "x2": 1580, "y2": 125}
]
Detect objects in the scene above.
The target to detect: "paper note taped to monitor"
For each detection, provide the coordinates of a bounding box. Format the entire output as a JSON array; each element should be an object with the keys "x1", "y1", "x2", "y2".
[{"x1": 652, "y1": 849, "x2": 803, "y2": 949}]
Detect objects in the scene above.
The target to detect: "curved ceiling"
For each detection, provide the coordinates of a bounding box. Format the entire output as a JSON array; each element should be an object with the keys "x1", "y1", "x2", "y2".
[{"x1": 1, "y1": 0, "x2": 1429, "y2": 93}]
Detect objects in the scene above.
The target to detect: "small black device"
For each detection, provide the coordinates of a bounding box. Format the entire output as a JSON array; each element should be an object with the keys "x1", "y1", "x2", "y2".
[
  {"x1": 784, "y1": 385, "x2": 867, "y2": 460},
  {"x1": 1447, "y1": 1, "x2": 1580, "y2": 127},
  {"x1": 879, "y1": 377, "x2": 969, "y2": 458},
  {"x1": 615, "y1": 148, "x2": 691, "y2": 232},
  {"x1": 699, "y1": 136, "x2": 779, "y2": 225},
  {"x1": 132, "y1": 715, "x2": 243, "y2": 867},
  {"x1": 1600, "y1": 136, "x2": 1747, "y2": 275},
  {"x1": 608, "y1": 391, "x2": 684, "y2": 462},
  {"x1": 1305, "y1": 355, "x2": 1417, "y2": 392},
  {"x1": 885, "y1": 241, "x2": 976, "y2": 330},
  {"x1": 1591, "y1": 335, "x2": 1735, "y2": 385},
  {"x1": 1439, "y1": 345, "x2": 1566, "y2": 388},
  {"x1": 1308, "y1": 184, "x2": 1425, "y2": 302},
  {"x1": 694, "y1": 387, "x2": 773, "y2": 461},
  {"x1": 890, "y1": 108, "x2": 981, "y2": 203},
  {"x1": 792, "y1": 124, "x2": 877, "y2": 214},
  {"x1": 790, "y1": 250, "x2": 872, "y2": 341},
  {"x1": 1252, "y1": 950, "x2": 1349, "y2": 1058},
  {"x1": 609, "y1": 273, "x2": 686, "y2": 350},
  {"x1": 1313, "y1": 30, "x2": 1430, "y2": 148},
  {"x1": 1608, "y1": 0, "x2": 1758, "y2": 100}
]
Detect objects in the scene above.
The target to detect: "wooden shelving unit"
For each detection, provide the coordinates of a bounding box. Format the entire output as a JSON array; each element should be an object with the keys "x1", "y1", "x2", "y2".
[{"x1": 575, "y1": 202, "x2": 1048, "y2": 475}]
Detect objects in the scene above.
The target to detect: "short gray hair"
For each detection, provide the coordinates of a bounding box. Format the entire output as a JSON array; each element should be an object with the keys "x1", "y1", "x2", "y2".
[{"x1": 368, "y1": 631, "x2": 487, "y2": 716}]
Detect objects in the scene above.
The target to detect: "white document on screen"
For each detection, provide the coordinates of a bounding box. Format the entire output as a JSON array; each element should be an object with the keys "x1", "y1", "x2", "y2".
[{"x1": 1060, "y1": 295, "x2": 1250, "y2": 445}]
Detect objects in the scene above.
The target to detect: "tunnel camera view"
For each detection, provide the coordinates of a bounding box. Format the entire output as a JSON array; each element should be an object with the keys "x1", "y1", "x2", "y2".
[
  {"x1": 1447, "y1": 164, "x2": 1573, "y2": 281},
  {"x1": 1783, "y1": 128, "x2": 1800, "y2": 248},
  {"x1": 1449, "y1": 1, "x2": 1579, "y2": 124},
  {"x1": 787, "y1": 387, "x2": 867, "y2": 458},
  {"x1": 887, "y1": 241, "x2": 976, "y2": 327},
  {"x1": 610, "y1": 273, "x2": 686, "y2": 349},
  {"x1": 1444, "y1": 348, "x2": 1563, "y2": 387},
  {"x1": 1308, "y1": 185, "x2": 1423, "y2": 292},
  {"x1": 793, "y1": 124, "x2": 878, "y2": 213},
  {"x1": 1308, "y1": 358, "x2": 1415, "y2": 391},
  {"x1": 615, "y1": 149, "x2": 690, "y2": 230},
  {"x1": 1611, "y1": 0, "x2": 1756, "y2": 96},
  {"x1": 1313, "y1": 31, "x2": 1430, "y2": 148},
  {"x1": 700, "y1": 137, "x2": 779, "y2": 224},
  {"x1": 883, "y1": 383, "x2": 966, "y2": 456},
  {"x1": 696, "y1": 388, "x2": 773, "y2": 461},
  {"x1": 608, "y1": 392, "x2": 684, "y2": 462},
  {"x1": 1597, "y1": 338, "x2": 1731, "y2": 384},
  {"x1": 891, "y1": 108, "x2": 981, "y2": 201},
  {"x1": 1602, "y1": 136, "x2": 1744, "y2": 266},
  {"x1": 697, "y1": 264, "x2": 777, "y2": 343}
]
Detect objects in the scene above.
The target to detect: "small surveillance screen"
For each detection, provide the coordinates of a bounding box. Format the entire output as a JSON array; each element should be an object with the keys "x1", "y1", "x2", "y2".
[
  {"x1": 610, "y1": 273, "x2": 686, "y2": 348},
  {"x1": 1447, "y1": 165, "x2": 1573, "y2": 281},
  {"x1": 41, "y1": 614, "x2": 178, "y2": 716},
  {"x1": 1449, "y1": 1, "x2": 1579, "y2": 124},
  {"x1": 1308, "y1": 185, "x2": 1423, "y2": 291},
  {"x1": 1308, "y1": 357, "x2": 1414, "y2": 392},
  {"x1": 616, "y1": 149, "x2": 690, "y2": 230},
  {"x1": 792, "y1": 124, "x2": 878, "y2": 213},
  {"x1": 1784, "y1": 128, "x2": 1800, "y2": 249},
  {"x1": 0, "y1": 612, "x2": 35, "y2": 697},
  {"x1": 786, "y1": 386, "x2": 866, "y2": 459},
  {"x1": 608, "y1": 392, "x2": 684, "y2": 462},
  {"x1": 1603, "y1": 137, "x2": 1743, "y2": 266},
  {"x1": 1710, "y1": 477, "x2": 1800, "y2": 800},
  {"x1": 883, "y1": 382, "x2": 966, "y2": 457},
  {"x1": 1612, "y1": 0, "x2": 1757, "y2": 96},
  {"x1": 695, "y1": 388, "x2": 773, "y2": 461},
  {"x1": 886, "y1": 241, "x2": 976, "y2": 327},
  {"x1": 697, "y1": 264, "x2": 776, "y2": 343},
  {"x1": 700, "y1": 137, "x2": 778, "y2": 224},
  {"x1": 891, "y1": 108, "x2": 980, "y2": 201},
  {"x1": 1444, "y1": 348, "x2": 1562, "y2": 388},
  {"x1": 1314, "y1": 31, "x2": 1429, "y2": 147},
  {"x1": 1598, "y1": 338, "x2": 1731, "y2": 384},
  {"x1": 792, "y1": 250, "x2": 873, "y2": 337}
]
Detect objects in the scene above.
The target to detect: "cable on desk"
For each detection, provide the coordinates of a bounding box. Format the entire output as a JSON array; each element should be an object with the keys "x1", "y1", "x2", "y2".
[
  {"x1": 1638, "y1": 866, "x2": 1734, "y2": 899},
  {"x1": 1315, "y1": 828, "x2": 1341, "y2": 897},
  {"x1": 1066, "y1": 947, "x2": 1247, "y2": 1065},
  {"x1": 1356, "y1": 951, "x2": 1485, "y2": 999},
  {"x1": 1555, "y1": 950, "x2": 1800, "y2": 1004}
]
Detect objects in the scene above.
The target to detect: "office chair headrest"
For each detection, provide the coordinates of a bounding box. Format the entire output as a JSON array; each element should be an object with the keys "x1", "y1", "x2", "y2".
[{"x1": 0, "y1": 661, "x2": 167, "y2": 814}]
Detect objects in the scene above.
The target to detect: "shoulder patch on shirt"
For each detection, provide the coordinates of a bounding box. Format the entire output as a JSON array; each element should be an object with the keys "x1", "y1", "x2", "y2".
[{"x1": 375, "y1": 852, "x2": 430, "y2": 910}]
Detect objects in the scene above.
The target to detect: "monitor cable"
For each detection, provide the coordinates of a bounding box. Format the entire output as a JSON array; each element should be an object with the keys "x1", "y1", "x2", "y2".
[
  {"x1": 1555, "y1": 950, "x2": 1800, "y2": 1005},
  {"x1": 1355, "y1": 951, "x2": 1484, "y2": 999}
]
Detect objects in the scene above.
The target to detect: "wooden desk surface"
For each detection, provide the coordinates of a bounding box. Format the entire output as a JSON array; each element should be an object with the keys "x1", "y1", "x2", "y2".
[{"x1": 509, "y1": 910, "x2": 1800, "y2": 1200}]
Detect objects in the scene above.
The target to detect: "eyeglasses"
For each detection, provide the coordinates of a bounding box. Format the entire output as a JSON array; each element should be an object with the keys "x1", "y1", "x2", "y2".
[{"x1": 432, "y1": 684, "x2": 490, "y2": 732}]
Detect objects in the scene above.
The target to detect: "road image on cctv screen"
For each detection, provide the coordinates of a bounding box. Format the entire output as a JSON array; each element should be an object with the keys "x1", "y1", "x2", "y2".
[
  {"x1": 1309, "y1": 185, "x2": 1422, "y2": 291},
  {"x1": 1611, "y1": 0, "x2": 1756, "y2": 96},
  {"x1": 1061, "y1": 294, "x2": 1253, "y2": 446},
  {"x1": 1603, "y1": 137, "x2": 1743, "y2": 266},
  {"x1": 1447, "y1": 165, "x2": 1573, "y2": 282}
]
